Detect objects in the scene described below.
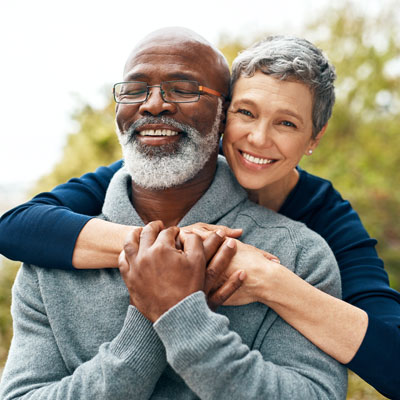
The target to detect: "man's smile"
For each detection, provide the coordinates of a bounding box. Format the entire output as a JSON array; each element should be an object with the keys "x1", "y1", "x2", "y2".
[{"x1": 138, "y1": 129, "x2": 180, "y2": 137}]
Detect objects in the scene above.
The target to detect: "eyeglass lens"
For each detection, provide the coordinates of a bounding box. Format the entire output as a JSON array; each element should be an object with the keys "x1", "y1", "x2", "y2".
[{"x1": 114, "y1": 81, "x2": 201, "y2": 103}]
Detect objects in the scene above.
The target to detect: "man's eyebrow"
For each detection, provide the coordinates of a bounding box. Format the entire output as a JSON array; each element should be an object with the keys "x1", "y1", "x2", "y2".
[
  {"x1": 166, "y1": 72, "x2": 200, "y2": 81},
  {"x1": 124, "y1": 73, "x2": 147, "y2": 81}
]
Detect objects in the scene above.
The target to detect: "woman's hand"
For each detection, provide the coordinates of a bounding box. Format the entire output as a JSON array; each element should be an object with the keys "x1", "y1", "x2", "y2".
[
  {"x1": 119, "y1": 223, "x2": 246, "y2": 313},
  {"x1": 213, "y1": 240, "x2": 282, "y2": 306},
  {"x1": 181, "y1": 222, "x2": 243, "y2": 239},
  {"x1": 179, "y1": 228, "x2": 246, "y2": 310}
]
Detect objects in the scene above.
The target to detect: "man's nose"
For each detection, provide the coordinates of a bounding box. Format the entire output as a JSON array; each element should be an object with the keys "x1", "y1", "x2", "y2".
[{"x1": 138, "y1": 87, "x2": 177, "y2": 116}]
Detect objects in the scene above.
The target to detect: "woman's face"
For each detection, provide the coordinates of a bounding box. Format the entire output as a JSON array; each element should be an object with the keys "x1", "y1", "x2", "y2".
[{"x1": 223, "y1": 71, "x2": 323, "y2": 191}]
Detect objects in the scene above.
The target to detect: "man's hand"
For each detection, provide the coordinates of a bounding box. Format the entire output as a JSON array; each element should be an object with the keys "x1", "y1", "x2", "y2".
[
  {"x1": 194, "y1": 229, "x2": 245, "y2": 311},
  {"x1": 119, "y1": 221, "x2": 206, "y2": 322},
  {"x1": 119, "y1": 221, "x2": 245, "y2": 322}
]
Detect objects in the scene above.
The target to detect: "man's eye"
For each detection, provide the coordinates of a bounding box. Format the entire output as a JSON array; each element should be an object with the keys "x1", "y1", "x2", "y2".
[
  {"x1": 281, "y1": 120, "x2": 297, "y2": 128},
  {"x1": 238, "y1": 109, "x2": 253, "y2": 117},
  {"x1": 126, "y1": 90, "x2": 147, "y2": 95},
  {"x1": 171, "y1": 89, "x2": 197, "y2": 96}
]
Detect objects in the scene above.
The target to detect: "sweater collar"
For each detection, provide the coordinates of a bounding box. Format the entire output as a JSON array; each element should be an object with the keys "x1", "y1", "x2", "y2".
[{"x1": 102, "y1": 155, "x2": 247, "y2": 227}]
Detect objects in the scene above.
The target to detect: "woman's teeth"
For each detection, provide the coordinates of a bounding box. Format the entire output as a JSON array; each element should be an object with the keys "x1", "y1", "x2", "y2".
[
  {"x1": 138, "y1": 129, "x2": 179, "y2": 136},
  {"x1": 242, "y1": 152, "x2": 274, "y2": 165}
]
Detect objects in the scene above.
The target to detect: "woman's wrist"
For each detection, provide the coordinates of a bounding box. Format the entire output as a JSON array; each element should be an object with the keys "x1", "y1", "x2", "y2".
[
  {"x1": 254, "y1": 261, "x2": 288, "y2": 304},
  {"x1": 73, "y1": 219, "x2": 134, "y2": 269}
]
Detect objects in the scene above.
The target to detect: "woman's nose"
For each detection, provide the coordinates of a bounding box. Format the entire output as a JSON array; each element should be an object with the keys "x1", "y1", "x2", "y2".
[{"x1": 247, "y1": 124, "x2": 273, "y2": 148}]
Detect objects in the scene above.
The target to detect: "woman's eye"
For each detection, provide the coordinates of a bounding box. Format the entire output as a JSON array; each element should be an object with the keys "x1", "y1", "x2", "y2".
[
  {"x1": 238, "y1": 109, "x2": 253, "y2": 117},
  {"x1": 281, "y1": 120, "x2": 297, "y2": 128}
]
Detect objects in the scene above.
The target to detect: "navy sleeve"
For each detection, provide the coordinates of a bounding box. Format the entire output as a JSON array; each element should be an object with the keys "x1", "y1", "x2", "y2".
[
  {"x1": 0, "y1": 160, "x2": 123, "y2": 270},
  {"x1": 280, "y1": 168, "x2": 400, "y2": 398}
]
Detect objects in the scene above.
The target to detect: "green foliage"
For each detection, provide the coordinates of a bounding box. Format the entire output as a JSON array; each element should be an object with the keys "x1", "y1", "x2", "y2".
[
  {"x1": 0, "y1": 259, "x2": 19, "y2": 367},
  {"x1": 33, "y1": 94, "x2": 121, "y2": 194},
  {"x1": 0, "y1": 4, "x2": 398, "y2": 398},
  {"x1": 300, "y1": 6, "x2": 400, "y2": 285}
]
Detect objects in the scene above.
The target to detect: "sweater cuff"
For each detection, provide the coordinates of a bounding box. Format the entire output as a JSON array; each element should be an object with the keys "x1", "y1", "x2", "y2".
[
  {"x1": 110, "y1": 305, "x2": 166, "y2": 378},
  {"x1": 154, "y1": 291, "x2": 228, "y2": 370}
]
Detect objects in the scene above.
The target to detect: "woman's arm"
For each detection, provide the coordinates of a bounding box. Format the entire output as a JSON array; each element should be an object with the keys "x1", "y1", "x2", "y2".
[
  {"x1": 222, "y1": 246, "x2": 368, "y2": 362},
  {"x1": 224, "y1": 243, "x2": 400, "y2": 398},
  {"x1": 0, "y1": 161, "x2": 243, "y2": 270},
  {"x1": 0, "y1": 160, "x2": 123, "y2": 269}
]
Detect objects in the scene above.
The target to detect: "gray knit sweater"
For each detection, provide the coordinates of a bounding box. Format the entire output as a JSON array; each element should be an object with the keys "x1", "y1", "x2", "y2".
[{"x1": 0, "y1": 157, "x2": 347, "y2": 399}]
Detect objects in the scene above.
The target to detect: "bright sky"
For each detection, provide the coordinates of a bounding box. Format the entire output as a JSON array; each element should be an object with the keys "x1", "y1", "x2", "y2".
[{"x1": 0, "y1": 0, "x2": 388, "y2": 188}]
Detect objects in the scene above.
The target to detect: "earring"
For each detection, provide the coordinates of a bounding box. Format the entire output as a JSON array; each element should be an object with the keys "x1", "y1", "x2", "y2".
[{"x1": 308, "y1": 149, "x2": 313, "y2": 155}]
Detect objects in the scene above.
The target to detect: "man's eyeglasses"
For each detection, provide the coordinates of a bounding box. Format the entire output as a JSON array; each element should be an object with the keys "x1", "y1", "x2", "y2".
[{"x1": 113, "y1": 80, "x2": 226, "y2": 104}]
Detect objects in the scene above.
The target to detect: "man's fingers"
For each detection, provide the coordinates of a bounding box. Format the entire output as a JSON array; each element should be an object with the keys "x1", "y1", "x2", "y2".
[
  {"x1": 123, "y1": 227, "x2": 142, "y2": 258},
  {"x1": 207, "y1": 270, "x2": 246, "y2": 311},
  {"x1": 118, "y1": 250, "x2": 129, "y2": 275},
  {"x1": 204, "y1": 238, "x2": 237, "y2": 294},
  {"x1": 202, "y1": 230, "x2": 226, "y2": 261},
  {"x1": 155, "y1": 226, "x2": 180, "y2": 248},
  {"x1": 182, "y1": 232, "x2": 205, "y2": 265},
  {"x1": 139, "y1": 220, "x2": 164, "y2": 249}
]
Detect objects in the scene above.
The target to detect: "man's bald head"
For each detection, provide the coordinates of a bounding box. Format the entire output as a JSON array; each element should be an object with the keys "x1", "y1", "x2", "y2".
[{"x1": 123, "y1": 27, "x2": 230, "y2": 97}]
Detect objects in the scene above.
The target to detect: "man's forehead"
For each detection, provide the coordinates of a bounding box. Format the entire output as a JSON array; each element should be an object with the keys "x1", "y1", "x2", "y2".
[
  {"x1": 122, "y1": 28, "x2": 230, "y2": 93},
  {"x1": 124, "y1": 39, "x2": 215, "y2": 76}
]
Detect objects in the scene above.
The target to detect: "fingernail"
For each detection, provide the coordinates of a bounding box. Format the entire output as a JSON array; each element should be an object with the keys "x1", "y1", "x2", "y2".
[
  {"x1": 216, "y1": 229, "x2": 225, "y2": 238},
  {"x1": 271, "y1": 258, "x2": 280, "y2": 263},
  {"x1": 239, "y1": 271, "x2": 246, "y2": 280},
  {"x1": 226, "y1": 238, "x2": 236, "y2": 248}
]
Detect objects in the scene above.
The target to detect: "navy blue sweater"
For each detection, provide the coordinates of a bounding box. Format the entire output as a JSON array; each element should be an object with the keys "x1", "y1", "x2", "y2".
[{"x1": 1, "y1": 159, "x2": 399, "y2": 398}]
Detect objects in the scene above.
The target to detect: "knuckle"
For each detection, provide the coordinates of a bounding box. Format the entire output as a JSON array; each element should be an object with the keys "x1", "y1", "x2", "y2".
[
  {"x1": 212, "y1": 294, "x2": 224, "y2": 306},
  {"x1": 123, "y1": 242, "x2": 135, "y2": 256},
  {"x1": 206, "y1": 268, "x2": 218, "y2": 281}
]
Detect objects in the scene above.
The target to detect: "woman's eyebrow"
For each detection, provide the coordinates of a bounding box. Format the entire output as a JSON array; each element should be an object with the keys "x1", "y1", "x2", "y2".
[{"x1": 277, "y1": 109, "x2": 304, "y2": 124}]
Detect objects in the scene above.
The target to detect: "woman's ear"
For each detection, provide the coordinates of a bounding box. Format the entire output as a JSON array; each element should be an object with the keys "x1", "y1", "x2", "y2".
[{"x1": 305, "y1": 123, "x2": 328, "y2": 155}]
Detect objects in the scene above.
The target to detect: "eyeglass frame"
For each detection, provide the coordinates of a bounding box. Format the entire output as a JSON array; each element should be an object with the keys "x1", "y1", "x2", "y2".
[{"x1": 112, "y1": 80, "x2": 227, "y2": 104}]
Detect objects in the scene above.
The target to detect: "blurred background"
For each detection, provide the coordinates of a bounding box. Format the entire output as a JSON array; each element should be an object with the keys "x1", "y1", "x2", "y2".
[{"x1": 0, "y1": 0, "x2": 399, "y2": 398}]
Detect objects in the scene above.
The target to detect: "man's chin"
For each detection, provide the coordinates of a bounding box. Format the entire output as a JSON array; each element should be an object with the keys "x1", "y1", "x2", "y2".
[{"x1": 135, "y1": 141, "x2": 183, "y2": 158}]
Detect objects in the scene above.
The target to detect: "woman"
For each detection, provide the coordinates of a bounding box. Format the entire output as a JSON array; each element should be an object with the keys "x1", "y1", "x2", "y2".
[{"x1": 1, "y1": 35, "x2": 399, "y2": 398}]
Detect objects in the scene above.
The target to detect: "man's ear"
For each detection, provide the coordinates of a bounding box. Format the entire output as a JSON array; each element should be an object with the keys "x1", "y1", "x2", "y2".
[
  {"x1": 219, "y1": 99, "x2": 231, "y2": 134},
  {"x1": 306, "y1": 123, "x2": 328, "y2": 155}
]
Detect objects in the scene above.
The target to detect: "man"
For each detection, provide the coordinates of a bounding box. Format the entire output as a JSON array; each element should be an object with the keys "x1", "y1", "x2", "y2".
[{"x1": 0, "y1": 28, "x2": 347, "y2": 399}]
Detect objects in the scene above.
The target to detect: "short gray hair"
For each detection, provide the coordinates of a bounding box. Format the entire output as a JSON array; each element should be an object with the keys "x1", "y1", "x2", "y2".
[{"x1": 231, "y1": 35, "x2": 336, "y2": 137}]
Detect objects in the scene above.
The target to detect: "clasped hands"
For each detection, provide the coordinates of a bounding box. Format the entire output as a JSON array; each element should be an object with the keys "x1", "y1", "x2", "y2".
[{"x1": 118, "y1": 221, "x2": 280, "y2": 322}]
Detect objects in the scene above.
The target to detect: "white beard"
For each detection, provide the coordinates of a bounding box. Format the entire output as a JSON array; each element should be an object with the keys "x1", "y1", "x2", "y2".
[{"x1": 117, "y1": 99, "x2": 223, "y2": 190}]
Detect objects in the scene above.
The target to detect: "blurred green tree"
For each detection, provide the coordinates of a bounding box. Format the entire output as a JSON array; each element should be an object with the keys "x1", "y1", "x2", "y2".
[
  {"x1": 301, "y1": 6, "x2": 400, "y2": 288},
  {"x1": 0, "y1": 259, "x2": 18, "y2": 366},
  {"x1": 33, "y1": 92, "x2": 121, "y2": 194},
  {"x1": 1, "y1": 4, "x2": 399, "y2": 398}
]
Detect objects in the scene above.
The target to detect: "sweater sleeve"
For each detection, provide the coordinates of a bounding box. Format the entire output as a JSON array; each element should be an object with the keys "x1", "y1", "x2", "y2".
[
  {"x1": 0, "y1": 264, "x2": 166, "y2": 400},
  {"x1": 0, "y1": 160, "x2": 123, "y2": 269},
  {"x1": 154, "y1": 234, "x2": 347, "y2": 400},
  {"x1": 154, "y1": 292, "x2": 347, "y2": 400}
]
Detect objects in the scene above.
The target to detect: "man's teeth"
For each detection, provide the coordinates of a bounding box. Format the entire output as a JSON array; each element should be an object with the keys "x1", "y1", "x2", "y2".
[
  {"x1": 242, "y1": 152, "x2": 274, "y2": 165},
  {"x1": 138, "y1": 129, "x2": 179, "y2": 136}
]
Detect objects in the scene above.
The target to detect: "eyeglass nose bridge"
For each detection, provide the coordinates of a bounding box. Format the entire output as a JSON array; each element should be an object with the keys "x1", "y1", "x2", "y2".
[{"x1": 145, "y1": 84, "x2": 167, "y2": 103}]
